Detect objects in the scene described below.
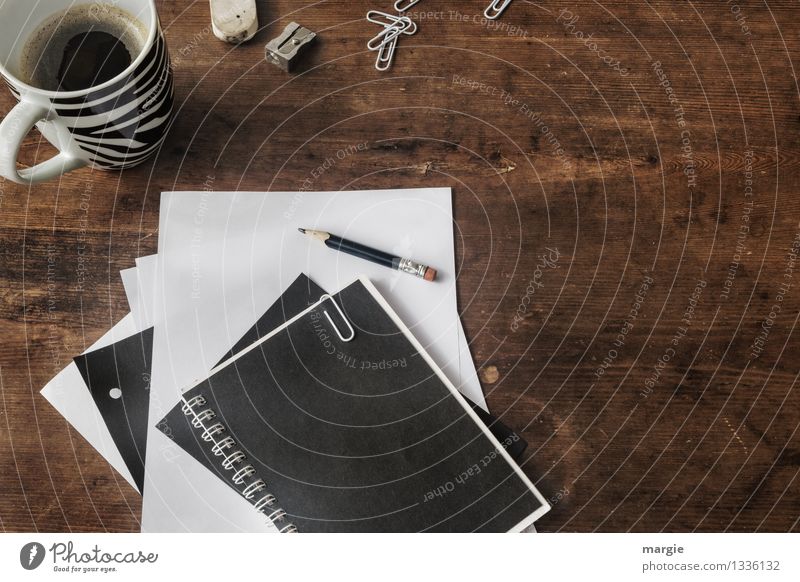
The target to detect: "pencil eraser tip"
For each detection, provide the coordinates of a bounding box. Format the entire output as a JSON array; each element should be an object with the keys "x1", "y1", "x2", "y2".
[{"x1": 424, "y1": 268, "x2": 437, "y2": 282}]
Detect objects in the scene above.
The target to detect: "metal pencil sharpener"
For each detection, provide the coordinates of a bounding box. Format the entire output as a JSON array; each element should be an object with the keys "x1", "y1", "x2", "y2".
[{"x1": 265, "y1": 22, "x2": 317, "y2": 72}]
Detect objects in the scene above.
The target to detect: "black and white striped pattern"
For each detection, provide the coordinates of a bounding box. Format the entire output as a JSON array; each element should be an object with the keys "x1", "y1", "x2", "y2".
[{"x1": 8, "y1": 20, "x2": 174, "y2": 170}]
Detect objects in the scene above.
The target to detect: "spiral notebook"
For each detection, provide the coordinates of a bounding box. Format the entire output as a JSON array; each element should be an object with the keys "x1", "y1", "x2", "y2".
[{"x1": 157, "y1": 277, "x2": 549, "y2": 532}]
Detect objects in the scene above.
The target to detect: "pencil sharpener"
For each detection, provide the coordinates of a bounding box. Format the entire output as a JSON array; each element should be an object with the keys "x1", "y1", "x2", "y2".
[{"x1": 265, "y1": 22, "x2": 317, "y2": 72}]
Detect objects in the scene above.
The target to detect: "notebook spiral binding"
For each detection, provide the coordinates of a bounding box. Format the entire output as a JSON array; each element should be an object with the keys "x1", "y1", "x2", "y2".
[{"x1": 181, "y1": 394, "x2": 298, "y2": 533}]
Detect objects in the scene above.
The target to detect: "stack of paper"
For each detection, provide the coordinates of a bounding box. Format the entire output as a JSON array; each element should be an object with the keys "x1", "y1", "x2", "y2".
[{"x1": 41, "y1": 188, "x2": 545, "y2": 532}]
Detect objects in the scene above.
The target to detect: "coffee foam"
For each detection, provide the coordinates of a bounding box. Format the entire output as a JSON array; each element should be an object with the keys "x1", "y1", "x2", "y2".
[{"x1": 20, "y1": 3, "x2": 148, "y2": 91}]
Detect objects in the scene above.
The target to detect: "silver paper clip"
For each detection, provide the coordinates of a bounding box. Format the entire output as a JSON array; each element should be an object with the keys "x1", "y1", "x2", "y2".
[
  {"x1": 319, "y1": 294, "x2": 355, "y2": 342},
  {"x1": 367, "y1": 16, "x2": 414, "y2": 51},
  {"x1": 375, "y1": 37, "x2": 397, "y2": 72},
  {"x1": 367, "y1": 10, "x2": 418, "y2": 34},
  {"x1": 484, "y1": 0, "x2": 513, "y2": 20},
  {"x1": 366, "y1": 11, "x2": 417, "y2": 71},
  {"x1": 394, "y1": 0, "x2": 423, "y2": 12}
]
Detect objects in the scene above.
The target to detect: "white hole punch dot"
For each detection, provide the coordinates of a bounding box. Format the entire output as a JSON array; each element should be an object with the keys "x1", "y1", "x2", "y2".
[{"x1": 109, "y1": 388, "x2": 122, "y2": 400}]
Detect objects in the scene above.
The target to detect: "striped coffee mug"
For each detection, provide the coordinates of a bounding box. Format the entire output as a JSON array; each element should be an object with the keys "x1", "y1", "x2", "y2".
[{"x1": 0, "y1": 0, "x2": 174, "y2": 184}]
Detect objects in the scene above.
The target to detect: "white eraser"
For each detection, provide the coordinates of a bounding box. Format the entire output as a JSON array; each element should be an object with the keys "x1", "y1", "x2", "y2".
[{"x1": 209, "y1": 0, "x2": 259, "y2": 44}]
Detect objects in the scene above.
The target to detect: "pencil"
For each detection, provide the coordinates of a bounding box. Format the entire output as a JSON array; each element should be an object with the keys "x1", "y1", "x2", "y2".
[{"x1": 298, "y1": 228, "x2": 437, "y2": 282}]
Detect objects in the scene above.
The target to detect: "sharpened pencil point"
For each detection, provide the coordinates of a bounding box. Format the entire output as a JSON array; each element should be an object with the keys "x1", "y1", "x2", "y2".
[{"x1": 298, "y1": 229, "x2": 331, "y2": 242}]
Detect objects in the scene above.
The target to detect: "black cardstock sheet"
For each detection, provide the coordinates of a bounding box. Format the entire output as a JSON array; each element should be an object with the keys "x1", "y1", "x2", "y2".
[
  {"x1": 74, "y1": 328, "x2": 153, "y2": 493},
  {"x1": 160, "y1": 279, "x2": 545, "y2": 532}
]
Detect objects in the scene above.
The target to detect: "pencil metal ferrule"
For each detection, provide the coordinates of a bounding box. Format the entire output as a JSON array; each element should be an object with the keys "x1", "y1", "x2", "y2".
[{"x1": 397, "y1": 257, "x2": 429, "y2": 279}]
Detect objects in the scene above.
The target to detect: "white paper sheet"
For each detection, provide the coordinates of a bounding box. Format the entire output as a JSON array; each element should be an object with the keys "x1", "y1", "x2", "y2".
[
  {"x1": 40, "y1": 314, "x2": 140, "y2": 492},
  {"x1": 142, "y1": 188, "x2": 486, "y2": 532},
  {"x1": 133, "y1": 255, "x2": 158, "y2": 328},
  {"x1": 120, "y1": 267, "x2": 141, "y2": 328}
]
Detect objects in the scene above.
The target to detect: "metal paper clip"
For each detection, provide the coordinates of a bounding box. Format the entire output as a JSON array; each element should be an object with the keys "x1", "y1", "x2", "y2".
[
  {"x1": 265, "y1": 22, "x2": 317, "y2": 72},
  {"x1": 366, "y1": 10, "x2": 417, "y2": 71},
  {"x1": 375, "y1": 36, "x2": 397, "y2": 71},
  {"x1": 484, "y1": 0, "x2": 513, "y2": 20},
  {"x1": 395, "y1": 0, "x2": 423, "y2": 12},
  {"x1": 367, "y1": 17, "x2": 413, "y2": 51},
  {"x1": 367, "y1": 10, "x2": 418, "y2": 35},
  {"x1": 367, "y1": 9, "x2": 398, "y2": 27},
  {"x1": 319, "y1": 294, "x2": 355, "y2": 342}
]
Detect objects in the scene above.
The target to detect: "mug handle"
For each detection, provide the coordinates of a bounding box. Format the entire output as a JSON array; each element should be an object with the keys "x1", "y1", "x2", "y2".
[{"x1": 0, "y1": 98, "x2": 87, "y2": 185}]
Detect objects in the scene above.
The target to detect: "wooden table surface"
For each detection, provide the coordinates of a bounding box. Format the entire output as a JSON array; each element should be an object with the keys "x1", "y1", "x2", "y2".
[{"x1": 1, "y1": 0, "x2": 799, "y2": 533}]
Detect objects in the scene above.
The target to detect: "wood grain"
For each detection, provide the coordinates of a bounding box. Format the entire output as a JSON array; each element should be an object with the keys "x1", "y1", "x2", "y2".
[{"x1": 1, "y1": 0, "x2": 799, "y2": 532}]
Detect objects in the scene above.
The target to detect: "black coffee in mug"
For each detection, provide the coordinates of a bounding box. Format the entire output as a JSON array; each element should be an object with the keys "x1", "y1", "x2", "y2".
[
  {"x1": 20, "y1": 4, "x2": 148, "y2": 92},
  {"x1": 0, "y1": 0, "x2": 174, "y2": 184}
]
